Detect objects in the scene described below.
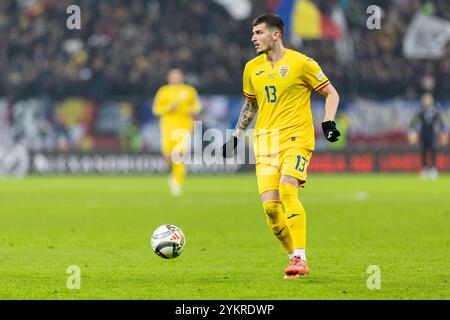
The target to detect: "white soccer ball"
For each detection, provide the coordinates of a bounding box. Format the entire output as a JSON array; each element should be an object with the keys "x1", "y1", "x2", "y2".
[{"x1": 151, "y1": 224, "x2": 186, "y2": 259}]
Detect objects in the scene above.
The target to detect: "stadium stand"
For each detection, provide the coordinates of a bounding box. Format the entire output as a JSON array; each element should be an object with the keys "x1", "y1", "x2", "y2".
[{"x1": 1, "y1": 0, "x2": 449, "y2": 101}]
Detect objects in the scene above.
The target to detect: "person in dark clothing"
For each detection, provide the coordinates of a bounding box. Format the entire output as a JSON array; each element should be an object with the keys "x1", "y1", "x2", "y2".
[{"x1": 409, "y1": 93, "x2": 448, "y2": 180}]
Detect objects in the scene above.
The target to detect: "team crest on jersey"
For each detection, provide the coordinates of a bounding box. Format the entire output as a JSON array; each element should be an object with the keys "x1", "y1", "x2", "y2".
[
  {"x1": 279, "y1": 66, "x2": 289, "y2": 78},
  {"x1": 182, "y1": 91, "x2": 190, "y2": 98}
]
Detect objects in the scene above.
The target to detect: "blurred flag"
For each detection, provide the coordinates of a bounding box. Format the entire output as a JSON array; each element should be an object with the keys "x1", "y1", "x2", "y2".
[
  {"x1": 213, "y1": 0, "x2": 252, "y2": 20},
  {"x1": 331, "y1": 5, "x2": 354, "y2": 63},
  {"x1": 403, "y1": 13, "x2": 450, "y2": 59},
  {"x1": 269, "y1": 0, "x2": 342, "y2": 41}
]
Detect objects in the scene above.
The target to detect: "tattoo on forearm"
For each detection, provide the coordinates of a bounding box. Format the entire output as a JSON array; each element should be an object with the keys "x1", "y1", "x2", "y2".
[{"x1": 236, "y1": 99, "x2": 258, "y2": 132}]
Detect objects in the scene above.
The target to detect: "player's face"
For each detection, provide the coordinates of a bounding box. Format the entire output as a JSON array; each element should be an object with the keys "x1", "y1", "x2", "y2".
[
  {"x1": 251, "y1": 23, "x2": 276, "y2": 54},
  {"x1": 167, "y1": 69, "x2": 184, "y2": 85},
  {"x1": 422, "y1": 93, "x2": 433, "y2": 109}
]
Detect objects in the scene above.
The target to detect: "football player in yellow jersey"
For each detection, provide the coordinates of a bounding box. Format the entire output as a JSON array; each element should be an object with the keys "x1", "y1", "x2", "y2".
[
  {"x1": 153, "y1": 69, "x2": 201, "y2": 196},
  {"x1": 222, "y1": 14, "x2": 341, "y2": 279}
]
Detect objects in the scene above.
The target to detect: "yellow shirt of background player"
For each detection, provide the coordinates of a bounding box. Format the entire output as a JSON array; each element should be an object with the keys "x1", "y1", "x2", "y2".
[
  {"x1": 152, "y1": 84, "x2": 201, "y2": 134},
  {"x1": 243, "y1": 49, "x2": 329, "y2": 156}
]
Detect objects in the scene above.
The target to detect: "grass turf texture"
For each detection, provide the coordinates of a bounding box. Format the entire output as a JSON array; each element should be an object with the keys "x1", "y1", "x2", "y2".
[{"x1": 0, "y1": 174, "x2": 448, "y2": 300}]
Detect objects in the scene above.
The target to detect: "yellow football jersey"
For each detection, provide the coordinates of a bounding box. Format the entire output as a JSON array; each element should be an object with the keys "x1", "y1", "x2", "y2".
[
  {"x1": 152, "y1": 84, "x2": 201, "y2": 133},
  {"x1": 243, "y1": 49, "x2": 330, "y2": 154}
]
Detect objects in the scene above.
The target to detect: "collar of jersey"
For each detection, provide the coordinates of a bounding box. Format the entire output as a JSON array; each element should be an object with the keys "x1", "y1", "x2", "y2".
[{"x1": 264, "y1": 48, "x2": 289, "y2": 68}]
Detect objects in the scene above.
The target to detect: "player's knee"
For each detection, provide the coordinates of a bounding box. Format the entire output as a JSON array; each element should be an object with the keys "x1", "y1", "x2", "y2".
[
  {"x1": 260, "y1": 189, "x2": 280, "y2": 203},
  {"x1": 263, "y1": 201, "x2": 282, "y2": 223},
  {"x1": 263, "y1": 201, "x2": 280, "y2": 215},
  {"x1": 262, "y1": 202, "x2": 285, "y2": 234}
]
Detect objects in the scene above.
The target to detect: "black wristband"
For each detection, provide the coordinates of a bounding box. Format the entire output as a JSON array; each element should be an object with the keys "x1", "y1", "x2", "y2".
[{"x1": 222, "y1": 136, "x2": 238, "y2": 158}]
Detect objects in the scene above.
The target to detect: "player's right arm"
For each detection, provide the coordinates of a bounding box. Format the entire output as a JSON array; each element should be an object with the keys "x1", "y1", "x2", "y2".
[
  {"x1": 152, "y1": 87, "x2": 171, "y2": 116},
  {"x1": 407, "y1": 109, "x2": 420, "y2": 145},
  {"x1": 222, "y1": 62, "x2": 258, "y2": 158},
  {"x1": 408, "y1": 109, "x2": 420, "y2": 130},
  {"x1": 234, "y1": 97, "x2": 258, "y2": 137},
  {"x1": 152, "y1": 88, "x2": 165, "y2": 116},
  {"x1": 222, "y1": 97, "x2": 258, "y2": 158}
]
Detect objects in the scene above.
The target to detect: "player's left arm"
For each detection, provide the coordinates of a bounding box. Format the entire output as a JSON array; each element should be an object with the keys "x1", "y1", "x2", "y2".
[
  {"x1": 190, "y1": 87, "x2": 202, "y2": 117},
  {"x1": 318, "y1": 83, "x2": 341, "y2": 142},
  {"x1": 302, "y1": 57, "x2": 340, "y2": 142},
  {"x1": 437, "y1": 109, "x2": 449, "y2": 146}
]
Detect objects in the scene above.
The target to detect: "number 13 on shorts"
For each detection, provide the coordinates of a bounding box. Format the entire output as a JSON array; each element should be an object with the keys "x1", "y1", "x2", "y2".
[{"x1": 295, "y1": 155, "x2": 308, "y2": 173}]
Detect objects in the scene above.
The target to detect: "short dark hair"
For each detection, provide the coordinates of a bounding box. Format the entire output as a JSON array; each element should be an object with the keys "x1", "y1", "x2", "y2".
[{"x1": 252, "y1": 13, "x2": 285, "y2": 37}]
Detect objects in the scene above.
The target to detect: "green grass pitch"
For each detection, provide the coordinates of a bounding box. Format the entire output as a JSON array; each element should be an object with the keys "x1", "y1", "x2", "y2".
[{"x1": 0, "y1": 173, "x2": 448, "y2": 299}]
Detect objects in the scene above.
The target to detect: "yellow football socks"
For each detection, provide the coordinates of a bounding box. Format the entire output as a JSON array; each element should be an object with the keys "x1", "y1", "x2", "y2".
[
  {"x1": 171, "y1": 163, "x2": 185, "y2": 188},
  {"x1": 263, "y1": 200, "x2": 294, "y2": 254},
  {"x1": 279, "y1": 183, "x2": 306, "y2": 250}
]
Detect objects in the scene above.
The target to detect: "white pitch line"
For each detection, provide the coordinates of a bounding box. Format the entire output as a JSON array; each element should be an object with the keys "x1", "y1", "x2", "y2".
[{"x1": 302, "y1": 191, "x2": 370, "y2": 203}]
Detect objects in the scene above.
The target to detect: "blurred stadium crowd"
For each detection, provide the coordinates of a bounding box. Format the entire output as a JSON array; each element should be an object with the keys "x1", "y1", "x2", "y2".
[
  {"x1": 0, "y1": 0, "x2": 449, "y2": 158},
  {"x1": 1, "y1": 0, "x2": 450, "y2": 101},
  {"x1": 1, "y1": 0, "x2": 258, "y2": 101}
]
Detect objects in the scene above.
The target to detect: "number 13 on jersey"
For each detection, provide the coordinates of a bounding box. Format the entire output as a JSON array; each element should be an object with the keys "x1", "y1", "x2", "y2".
[{"x1": 265, "y1": 85, "x2": 277, "y2": 103}]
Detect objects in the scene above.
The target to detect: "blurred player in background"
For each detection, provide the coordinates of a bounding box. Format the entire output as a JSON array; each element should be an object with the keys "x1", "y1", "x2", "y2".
[
  {"x1": 222, "y1": 14, "x2": 340, "y2": 279},
  {"x1": 408, "y1": 92, "x2": 448, "y2": 180},
  {"x1": 152, "y1": 69, "x2": 201, "y2": 196}
]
